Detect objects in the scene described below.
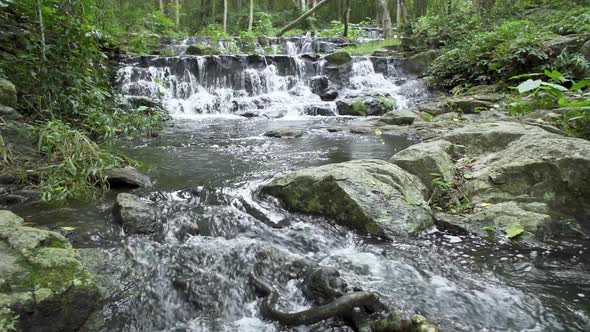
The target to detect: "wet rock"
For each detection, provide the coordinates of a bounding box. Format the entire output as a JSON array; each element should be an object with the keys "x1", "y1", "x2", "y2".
[
  {"x1": 437, "y1": 202, "x2": 580, "y2": 241},
  {"x1": 303, "y1": 267, "x2": 348, "y2": 305},
  {"x1": 337, "y1": 98, "x2": 392, "y2": 116},
  {"x1": 126, "y1": 96, "x2": 162, "y2": 110},
  {"x1": 324, "y1": 51, "x2": 352, "y2": 66},
  {"x1": 263, "y1": 128, "x2": 305, "y2": 138},
  {"x1": 113, "y1": 193, "x2": 157, "y2": 234},
  {"x1": 261, "y1": 159, "x2": 433, "y2": 237},
  {"x1": 308, "y1": 76, "x2": 338, "y2": 101},
  {"x1": 304, "y1": 105, "x2": 336, "y2": 116},
  {"x1": 378, "y1": 109, "x2": 421, "y2": 125},
  {"x1": 0, "y1": 77, "x2": 17, "y2": 108},
  {"x1": 0, "y1": 210, "x2": 100, "y2": 332},
  {"x1": 463, "y1": 134, "x2": 590, "y2": 219},
  {"x1": 349, "y1": 126, "x2": 376, "y2": 134},
  {"x1": 105, "y1": 166, "x2": 151, "y2": 189},
  {"x1": 390, "y1": 140, "x2": 462, "y2": 192},
  {"x1": 337, "y1": 100, "x2": 366, "y2": 116},
  {"x1": 185, "y1": 43, "x2": 220, "y2": 55},
  {"x1": 440, "y1": 121, "x2": 551, "y2": 154},
  {"x1": 372, "y1": 311, "x2": 439, "y2": 332}
]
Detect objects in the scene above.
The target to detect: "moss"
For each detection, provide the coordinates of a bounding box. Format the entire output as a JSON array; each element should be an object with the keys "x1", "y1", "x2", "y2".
[
  {"x1": 352, "y1": 100, "x2": 368, "y2": 116},
  {"x1": 324, "y1": 51, "x2": 352, "y2": 65},
  {"x1": 186, "y1": 43, "x2": 220, "y2": 55}
]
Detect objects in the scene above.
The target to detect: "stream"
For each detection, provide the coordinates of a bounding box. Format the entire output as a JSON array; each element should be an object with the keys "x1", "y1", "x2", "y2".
[{"x1": 12, "y1": 45, "x2": 590, "y2": 331}]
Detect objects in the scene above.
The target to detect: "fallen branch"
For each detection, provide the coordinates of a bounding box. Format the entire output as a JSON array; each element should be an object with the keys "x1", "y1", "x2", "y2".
[
  {"x1": 277, "y1": 0, "x2": 335, "y2": 37},
  {"x1": 250, "y1": 272, "x2": 383, "y2": 326}
]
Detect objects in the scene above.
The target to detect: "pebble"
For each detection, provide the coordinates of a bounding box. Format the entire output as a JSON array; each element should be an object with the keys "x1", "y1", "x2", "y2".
[
  {"x1": 516, "y1": 254, "x2": 524, "y2": 258},
  {"x1": 500, "y1": 257, "x2": 508, "y2": 261},
  {"x1": 577, "y1": 293, "x2": 585, "y2": 298}
]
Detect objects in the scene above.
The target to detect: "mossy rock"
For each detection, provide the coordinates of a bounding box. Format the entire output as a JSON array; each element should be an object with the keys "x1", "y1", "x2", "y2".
[
  {"x1": 261, "y1": 159, "x2": 433, "y2": 237},
  {"x1": 186, "y1": 43, "x2": 220, "y2": 55},
  {"x1": 0, "y1": 78, "x2": 17, "y2": 108},
  {"x1": 336, "y1": 100, "x2": 367, "y2": 116},
  {"x1": 324, "y1": 51, "x2": 352, "y2": 66},
  {"x1": 0, "y1": 210, "x2": 100, "y2": 332}
]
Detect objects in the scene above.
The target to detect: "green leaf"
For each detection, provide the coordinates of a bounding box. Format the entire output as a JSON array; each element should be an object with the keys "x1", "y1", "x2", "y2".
[
  {"x1": 482, "y1": 226, "x2": 496, "y2": 232},
  {"x1": 543, "y1": 69, "x2": 566, "y2": 83},
  {"x1": 517, "y1": 79, "x2": 542, "y2": 93},
  {"x1": 571, "y1": 80, "x2": 590, "y2": 91},
  {"x1": 509, "y1": 73, "x2": 543, "y2": 80},
  {"x1": 505, "y1": 225, "x2": 524, "y2": 239},
  {"x1": 540, "y1": 81, "x2": 568, "y2": 91}
]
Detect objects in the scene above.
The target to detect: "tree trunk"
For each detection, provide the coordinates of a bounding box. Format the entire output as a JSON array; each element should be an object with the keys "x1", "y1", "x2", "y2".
[
  {"x1": 36, "y1": 0, "x2": 46, "y2": 62},
  {"x1": 174, "y1": 0, "x2": 180, "y2": 28},
  {"x1": 277, "y1": 0, "x2": 335, "y2": 36},
  {"x1": 342, "y1": 0, "x2": 351, "y2": 38},
  {"x1": 223, "y1": 0, "x2": 228, "y2": 32},
  {"x1": 378, "y1": 0, "x2": 393, "y2": 39},
  {"x1": 248, "y1": 0, "x2": 254, "y2": 31},
  {"x1": 159, "y1": 0, "x2": 164, "y2": 12}
]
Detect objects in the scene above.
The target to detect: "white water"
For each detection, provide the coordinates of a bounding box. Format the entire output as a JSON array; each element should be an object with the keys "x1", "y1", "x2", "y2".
[{"x1": 116, "y1": 55, "x2": 417, "y2": 119}]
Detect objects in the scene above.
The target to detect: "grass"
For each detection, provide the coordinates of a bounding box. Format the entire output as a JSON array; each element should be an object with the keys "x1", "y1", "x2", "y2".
[{"x1": 340, "y1": 39, "x2": 401, "y2": 56}]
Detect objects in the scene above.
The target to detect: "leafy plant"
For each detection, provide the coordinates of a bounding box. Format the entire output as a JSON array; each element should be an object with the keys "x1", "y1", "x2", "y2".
[
  {"x1": 505, "y1": 224, "x2": 525, "y2": 239},
  {"x1": 340, "y1": 39, "x2": 401, "y2": 56},
  {"x1": 429, "y1": 172, "x2": 473, "y2": 214},
  {"x1": 352, "y1": 100, "x2": 367, "y2": 116},
  {"x1": 378, "y1": 96, "x2": 397, "y2": 111}
]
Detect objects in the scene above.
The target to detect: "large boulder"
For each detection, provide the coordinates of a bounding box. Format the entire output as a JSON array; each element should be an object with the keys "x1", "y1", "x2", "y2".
[
  {"x1": 0, "y1": 210, "x2": 100, "y2": 332},
  {"x1": 0, "y1": 78, "x2": 17, "y2": 108},
  {"x1": 324, "y1": 51, "x2": 352, "y2": 66},
  {"x1": 113, "y1": 193, "x2": 157, "y2": 234},
  {"x1": 390, "y1": 140, "x2": 462, "y2": 192},
  {"x1": 440, "y1": 121, "x2": 551, "y2": 154},
  {"x1": 418, "y1": 95, "x2": 500, "y2": 115},
  {"x1": 378, "y1": 109, "x2": 421, "y2": 125},
  {"x1": 463, "y1": 134, "x2": 590, "y2": 217},
  {"x1": 261, "y1": 160, "x2": 433, "y2": 237},
  {"x1": 263, "y1": 128, "x2": 305, "y2": 138},
  {"x1": 402, "y1": 50, "x2": 439, "y2": 77},
  {"x1": 185, "y1": 43, "x2": 220, "y2": 55},
  {"x1": 105, "y1": 166, "x2": 151, "y2": 189}
]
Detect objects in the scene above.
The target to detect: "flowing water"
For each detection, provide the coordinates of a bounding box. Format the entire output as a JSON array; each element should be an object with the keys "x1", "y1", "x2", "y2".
[{"x1": 15, "y1": 52, "x2": 590, "y2": 331}]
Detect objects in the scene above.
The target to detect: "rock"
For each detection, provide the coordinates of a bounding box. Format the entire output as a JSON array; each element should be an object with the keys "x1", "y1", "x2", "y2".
[
  {"x1": 302, "y1": 267, "x2": 348, "y2": 305},
  {"x1": 0, "y1": 174, "x2": 18, "y2": 185},
  {"x1": 261, "y1": 159, "x2": 433, "y2": 237},
  {"x1": 390, "y1": 140, "x2": 462, "y2": 192},
  {"x1": 324, "y1": 51, "x2": 352, "y2": 66},
  {"x1": 440, "y1": 121, "x2": 551, "y2": 154},
  {"x1": 126, "y1": 96, "x2": 162, "y2": 110},
  {"x1": 544, "y1": 33, "x2": 590, "y2": 55},
  {"x1": 308, "y1": 76, "x2": 338, "y2": 101},
  {"x1": 113, "y1": 193, "x2": 157, "y2": 234},
  {"x1": 104, "y1": 166, "x2": 151, "y2": 189},
  {"x1": 185, "y1": 43, "x2": 219, "y2": 55},
  {"x1": 378, "y1": 109, "x2": 420, "y2": 125},
  {"x1": 436, "y1": 202, "x2": 583, "y2": 241},
  {"x1": 0, "y1": 78, "x2": 17, "y2": 108},
  {"x1": 0, "y1": 105, "x2": 22, "y2": 122},
  {"x1": 337, "y1": 100, "x2": 366, "y2": 116},
  {"x1": 263, "y1": 128, "x2": 305, "y2": 138},
  {"x1": 349, "y1": 126, "x2": 375, "y2": 134},
  {"x1": 403, "y1": 50, "x2": 439, "y2": 77},
  {"x1": 0, "y1": 210, "x2": 100, "y2": 332},
  {"x1": 418, "y1": 96, "x2": 497, "y2": 115},
  {"x1": 304, "y1": 105, "x2": 336, "y2": 116},
  {"x1": 463, "y1": 134, "x2": 590, "y2": 217}
]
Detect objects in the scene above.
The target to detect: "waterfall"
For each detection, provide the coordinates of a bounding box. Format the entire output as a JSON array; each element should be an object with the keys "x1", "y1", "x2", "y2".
[{"x1": 116, "y1": 54, "x2": 420, "y2": 118}]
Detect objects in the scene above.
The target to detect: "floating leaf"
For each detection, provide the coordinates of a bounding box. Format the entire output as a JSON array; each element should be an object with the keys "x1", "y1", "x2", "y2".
[
  {"x1": 482, "y1": 226, "x2": 496, "y2": 232},
  {"x1": 60, "y1": 226, "x2": 77, "y2": 231},
  {"x1": 505, "y1": 225, "x2": 524, "y2": 239},
  {"x1": 517, "y1": 79, "x2": 542, "y2": 93},
  {"x1": 374, "y1": 128, "x2": 383, "y2": 136}
]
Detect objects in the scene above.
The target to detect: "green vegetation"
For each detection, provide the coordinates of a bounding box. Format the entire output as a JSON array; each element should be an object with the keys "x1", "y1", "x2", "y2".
[
  {"x1": 352, "y1": 100, "x2": 368, "y2": 116},
  {"x1": 429, "y1": 172, "x2": 472, "y2": 214},
  {"x1": 341, "y1": 39, "x2": 401, "y2": 56}
]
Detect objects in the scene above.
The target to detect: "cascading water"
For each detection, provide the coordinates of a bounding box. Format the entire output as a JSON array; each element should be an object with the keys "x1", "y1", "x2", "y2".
[{"x1": 116, "y1": 54, "x2": 417, "y2": 119}]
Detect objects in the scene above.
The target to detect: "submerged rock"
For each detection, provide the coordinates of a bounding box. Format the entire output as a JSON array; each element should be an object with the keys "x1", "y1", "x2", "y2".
[
  {"x1": 113, "y1": 193, "x2": 157, "y2": 234},
  {"x1": 105, "y1": 166, "x2": 152, "y2": 189},
  {"x1": 0, "y1": 210, "x2": 100, "y2": 332},
  {"x1": 263, "y1": 128, "x2": 305, "y2": 138},
  {"x1": 262, "y1": 159, "x2": 433, "y2": 237}
]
